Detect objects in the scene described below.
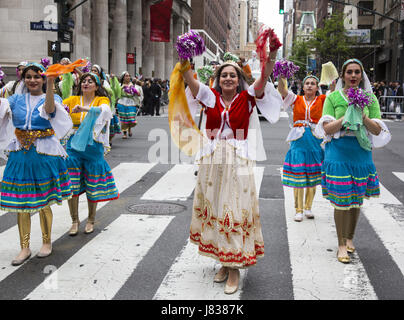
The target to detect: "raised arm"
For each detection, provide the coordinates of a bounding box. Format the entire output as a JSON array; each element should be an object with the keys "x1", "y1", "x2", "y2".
[
  {"x1": 277, "y1": 76, "x2": 288, "y2": 98},
  {"x1": 254, "y1": 49, "x2": 277, "y2": 97},
  {"x1": 180, "y1": 59, "x2": 200, "y2": 98},
  {"x1": 44, "y1": 76, "x2": 56, "y2": 114}
]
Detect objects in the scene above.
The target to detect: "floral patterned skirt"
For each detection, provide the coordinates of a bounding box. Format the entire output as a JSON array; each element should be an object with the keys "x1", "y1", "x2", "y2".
[{"x1": 190, "y1": 141, "x2": 264, "y2": 268}]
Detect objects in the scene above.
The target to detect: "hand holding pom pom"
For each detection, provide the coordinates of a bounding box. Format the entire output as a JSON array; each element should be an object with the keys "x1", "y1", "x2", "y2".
[{"x1": 175, "y1": 30, "x2": 206, "y2": 60}]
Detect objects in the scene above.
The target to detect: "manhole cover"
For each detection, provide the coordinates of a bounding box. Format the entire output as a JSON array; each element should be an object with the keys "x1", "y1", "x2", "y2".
[{"x1": 126, "y1": 202, "x2": 187, "y2": 215}]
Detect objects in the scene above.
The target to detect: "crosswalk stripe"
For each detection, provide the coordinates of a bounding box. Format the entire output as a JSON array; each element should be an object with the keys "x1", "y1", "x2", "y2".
[
  {"x1": 141, "y1": 164, "x2": 265, "y2": 202},
  {"x1": 363, "y1": 184, "x2": 404, "y2": 280},
  {"x1": 371, "y1": 183, "x2": 402, "y2": 205},
  {"x1": 0, "y1": 162, "x2": 156, "y2": 282},
  {"x1": 153, "y1": 166, "x2": 264, "y2": 300},
  {"x1": 141, "y1": 164, "x2": 197, "y2": 201},
  {"x1": 153, "y1": 239, "x2": 246, "y2": 300},
  {"x1": 253, "y1": 166, "x2": 265, "y2": 197},
  {"x1": 0, "y1": 165, "x2": 4, "y2": 181},
  {"x1": 283, "y1": 185, "x2": 378, "y2": 300},
  {"x1": 393, "y1": 172, "x2": 404, "y2": 183},
  {"x1": 25, "y1": 214, "x2": 173, "y2": 300}
]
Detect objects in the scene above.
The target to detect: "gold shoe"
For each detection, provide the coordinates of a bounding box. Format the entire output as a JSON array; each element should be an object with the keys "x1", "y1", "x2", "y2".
[
  {"x1": 37, "y1": 245, "x2": 52, "y2": 258},
  {"x1": 337, "y1": 253, "x2": 350, "y2": 264},
  {"x1": 346, "y1": 246, "x2": 356, "y2": 254},
  {"x1": 224, "y1": 269, "x2": 239, "y2": 294},
  {"x1": 69, "y1": 222, "x2": 79, "y2": 236},
  {"x1": 84, "y1": 222, "x2": 94, "y2": 234},
  {"x1": 214, "y1": 268, "x2": 229, "y2": 283},
  {"x1": 11, "y1": 252, "x2": 31, "y2": 266}
]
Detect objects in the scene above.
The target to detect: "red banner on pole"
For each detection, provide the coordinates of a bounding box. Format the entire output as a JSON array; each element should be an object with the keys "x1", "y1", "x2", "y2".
[{"x1": 150, "y1": 0, "x2": 173, "y2": 42}]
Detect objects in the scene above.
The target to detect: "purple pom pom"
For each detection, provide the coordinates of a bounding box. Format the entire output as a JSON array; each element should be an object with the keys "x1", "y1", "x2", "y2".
[
  {"x1": 175, "y1": 30, "x2": 206, "y2": 60},
  {"x1": 346, "y1": 88, "x2": 374, "y2": 110},
  {"x1": 41, "y1": 58, "x2": 51, "y2": 69},
  {"x1": 273, "y1": 59, "x2": 300, "y2": 79},
  {"x1": 82, "y1": 61, "x2": 92, "y2": 73}
]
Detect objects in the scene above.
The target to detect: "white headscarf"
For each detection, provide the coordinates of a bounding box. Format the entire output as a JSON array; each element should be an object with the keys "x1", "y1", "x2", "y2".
[{"x1": 335, "y1": 58, "x2": 372, "y2": 92}]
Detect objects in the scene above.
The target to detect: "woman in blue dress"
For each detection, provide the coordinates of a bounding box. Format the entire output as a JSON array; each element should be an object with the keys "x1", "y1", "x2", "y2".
[{"x1": 0, "y1": 63, "x2": 73, "y2": 265}]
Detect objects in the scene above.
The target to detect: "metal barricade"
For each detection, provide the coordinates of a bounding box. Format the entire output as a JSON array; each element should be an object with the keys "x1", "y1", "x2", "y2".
[{"x1": 378, "y1": 96, "x2": 404, "y2": 119}]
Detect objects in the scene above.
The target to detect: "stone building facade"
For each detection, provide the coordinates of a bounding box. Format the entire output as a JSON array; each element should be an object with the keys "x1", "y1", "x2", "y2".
[{"x1": 0, "y1": 0, "x2": 192, "y2": 81}]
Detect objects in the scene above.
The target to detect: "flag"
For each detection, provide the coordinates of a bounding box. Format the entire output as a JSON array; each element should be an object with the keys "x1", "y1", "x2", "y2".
[{"x1": 150, "y1": 0, "x2": 173, "y2": 42}]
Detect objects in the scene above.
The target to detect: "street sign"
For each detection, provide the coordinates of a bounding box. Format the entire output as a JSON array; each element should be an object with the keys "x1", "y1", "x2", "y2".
[
  {"x1": 48, "y1": 40, "x2": 60, "y2": 56},
  {"x1": 127, "y1": 53, "x2": 135, "y2": 65},
  {"x1": 60, "y1": 42, "x2": 71, "y2": 53},
  {"x1": 30, "y1": 20, "x2": 58, "y2": 31},
  {"x1": 58, "y1": 30, "x2": 73, "y2": 42}
]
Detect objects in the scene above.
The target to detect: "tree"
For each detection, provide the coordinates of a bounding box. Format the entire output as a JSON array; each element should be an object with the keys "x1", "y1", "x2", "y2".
[
  {"x1": 308, "y1": 12, "x2": 354, "y2": 71},
  {"x1": 288, "y1": 38, "x2": 311, "y2": 80}
]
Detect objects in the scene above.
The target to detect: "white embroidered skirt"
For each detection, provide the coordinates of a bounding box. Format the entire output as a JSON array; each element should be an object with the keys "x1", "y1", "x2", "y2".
[{"x1": 190, "y1": 140, "x2": 264, "y2": 268}]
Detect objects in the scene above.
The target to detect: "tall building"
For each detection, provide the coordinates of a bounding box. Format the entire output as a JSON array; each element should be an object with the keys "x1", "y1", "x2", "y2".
[
  {"x1": 190, "y1": 0, "x2": 229, "y2": 67},
  {"x1": 0, "y1": 0, "x2": 192, "y2": 81},
  {"x1": 236, "y1": 0, "x2": 259, "y2": 60},
  {"x1": 227, "y1": 0, "x2": 240, "y2": 52}
]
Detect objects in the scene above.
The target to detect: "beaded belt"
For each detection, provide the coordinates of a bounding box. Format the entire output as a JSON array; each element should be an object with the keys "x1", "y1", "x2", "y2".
[{"x1": 15, "y1": 128, "x2": 55, "y2": 150}]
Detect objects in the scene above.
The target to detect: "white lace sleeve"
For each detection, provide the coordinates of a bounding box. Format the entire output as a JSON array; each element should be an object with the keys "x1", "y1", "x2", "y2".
[
  {"x1": 248, "y1": 82, "x2": 282, "y2": 124},
  {"x1": 315, "y1": 115, "x2": 341, "y2": 143},
  {"x1": 0, "y1": 98, "x2": 14, "y2": 159},
  {"x1": 196, "y1": 83, "x2": 216, "y2": 109},
  {"x1": 283, "y1": 91, "x2": 297, "y2": 111},
  {"x1": 185, "y1": 86, "x2": 201, "y2": 121},
  {"x1": 369, "y1": 119, "x2": 391, "y2": 148},
  {"x1": 38, "y1": 101, "x2": 73, "y2": 140}
]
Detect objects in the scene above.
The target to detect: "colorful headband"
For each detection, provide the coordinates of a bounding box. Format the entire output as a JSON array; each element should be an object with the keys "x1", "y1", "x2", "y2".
[
  {"x1": 303, "y1": 75, "x2": 320, "y2": 84},
  {"x1": 26, "y1": 62, "x2": 47, "y2": 73},
  {"x1": 90, "y1": 72, "x2": 101, "y2": 85},
  {"x1": 86, "y1": 72, "x2": 101, "y2": 86},
  {"x1": 342, "y1": 58, "x2": 364, "y2": 71}
]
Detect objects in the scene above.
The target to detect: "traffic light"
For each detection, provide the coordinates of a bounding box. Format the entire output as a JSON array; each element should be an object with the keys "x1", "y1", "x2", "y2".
[{"x1": 279, "y1": 0, "x2": 284, "y2": 14}]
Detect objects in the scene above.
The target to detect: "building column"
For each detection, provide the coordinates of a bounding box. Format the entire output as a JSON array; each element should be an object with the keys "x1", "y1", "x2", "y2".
[
  {"x1": 164, "y1": 16, "x2": 174, "y2": 80},
  {"x1": 142, "y1": 0, "x2": 155, "y2": 78},
  {"x1": 172, "y1": 15, "x2": 185, "y2": 66},
  {"x1": 154, "y1": 42, "x2": 165, "y2": 80},
  {"x1": 110, "y1": 0, "x2": 127, "y2": 75},
  {"x1": 91, "y1": 0, "x2": 109, "y2": 71},
  {"x1": 128, "y1": 0, "x2": 142, "y2": 77}
]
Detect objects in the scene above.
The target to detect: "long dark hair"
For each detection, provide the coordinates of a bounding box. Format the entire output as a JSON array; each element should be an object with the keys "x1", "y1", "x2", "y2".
[
  {"x1": 213, "y1": 62, "x2": 247, "y2": 94},
  {"x1": 75, "y1": 73, "x2": 107, "y2": 97},
  {"x1": 21, "y1": 65, "x2": 47, "y2": 93}
]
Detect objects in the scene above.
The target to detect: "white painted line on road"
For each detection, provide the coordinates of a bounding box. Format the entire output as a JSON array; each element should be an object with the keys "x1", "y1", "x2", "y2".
[
  {"x1": 284, "y1": 185, "x2": 377, "y2": 300},
  {"x1": 25, "y1": 214, "x2": 173, "y2": 300},
  {"x1": 0, "y1": 165, "x2": 5, "y2": 181},
  {"x1": 368, "y1": 183, "x2": 402, "y2": 205},
  {"x1": 153, "y1": 239, "x2": 246, "y2": 300},
  {"x1": 0, "y1": 162, "x2": 156, "y2": 282},
  {"x1": 392, "y1": 172, "x2": 404, "y2": 183},
  {"x1": 253, "y1": 166, "x2": 265, "y2": 198},
  {"x1": 141, "y1": 164, "x2": 197, "y2": 201}
]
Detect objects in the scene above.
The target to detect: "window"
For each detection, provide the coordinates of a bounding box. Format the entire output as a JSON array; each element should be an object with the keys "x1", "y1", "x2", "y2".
[{"x1": 358, "y1": 1, "x2": 373, "y2": 16}]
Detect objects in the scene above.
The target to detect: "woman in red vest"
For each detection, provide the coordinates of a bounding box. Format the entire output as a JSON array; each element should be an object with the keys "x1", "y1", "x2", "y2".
[
  {"x1": 278, "y1": 75, "x2": 331, "y2": 222},
  {"x1": 180, "y1": 44, "x2": 283, "y2": 293}
]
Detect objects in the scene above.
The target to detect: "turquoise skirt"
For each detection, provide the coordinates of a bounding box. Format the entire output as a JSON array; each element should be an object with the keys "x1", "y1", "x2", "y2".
[
  {"x1": 66, "y1": 136, "x2": 119, "y2": 203},
  {"x1": 282, "y1": 127, "x2": 324, "y2": 188},
  {"x1": 0, "y1": 146, "x2": 72, "y2": 213},
  {"x1": 321, "y1": 136, "x2": 380, "y2": 210}
]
